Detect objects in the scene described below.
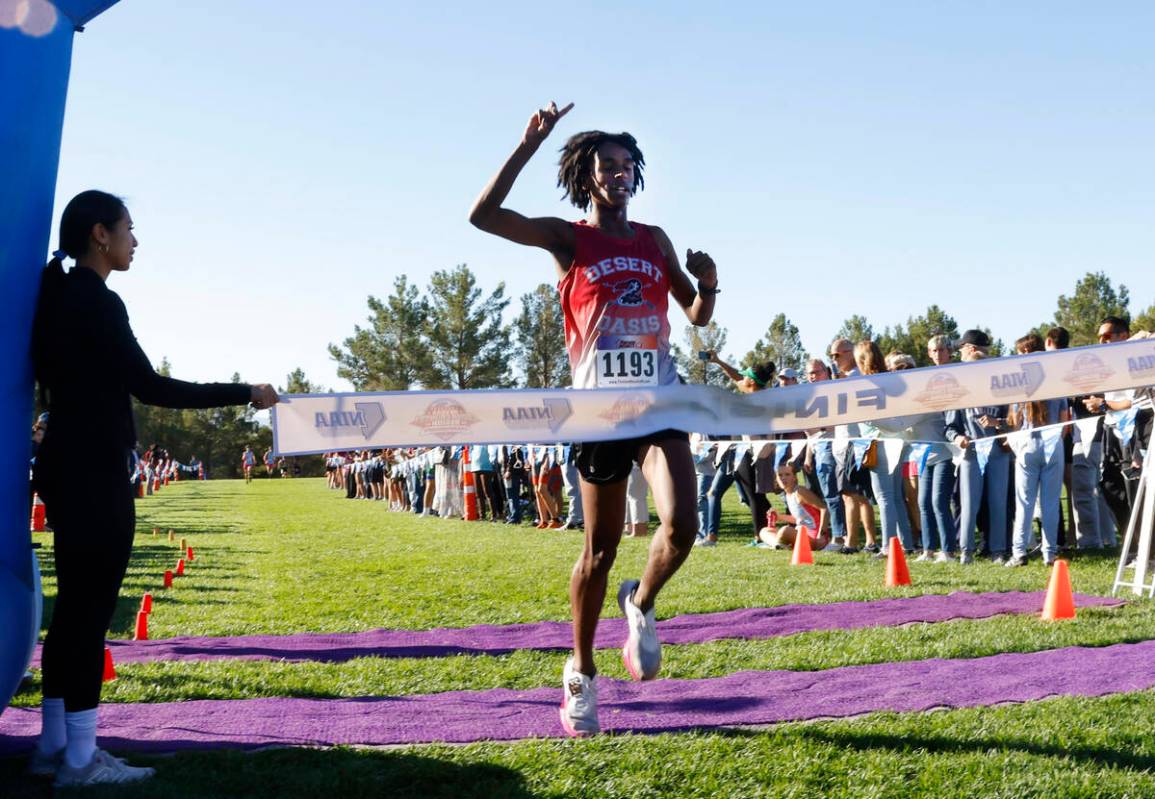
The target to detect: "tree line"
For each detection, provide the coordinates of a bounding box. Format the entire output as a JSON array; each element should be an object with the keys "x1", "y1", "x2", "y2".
[{"x1": 330, "y1": 267, "x2": 1154, "y2": 390}]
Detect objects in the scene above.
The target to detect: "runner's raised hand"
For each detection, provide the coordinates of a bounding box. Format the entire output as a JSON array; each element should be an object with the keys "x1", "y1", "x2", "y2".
[
  {"x1": 685, "y1": 249, "x2": 718, "y2": 289},
  {"x1": 523, "y1": 101, "x2": 574, "y2": 147}
]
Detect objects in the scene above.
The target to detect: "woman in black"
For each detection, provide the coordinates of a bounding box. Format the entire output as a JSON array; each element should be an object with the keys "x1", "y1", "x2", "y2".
[{"x1": 29, "y1": 190, "x2": 278, "y2": 787}]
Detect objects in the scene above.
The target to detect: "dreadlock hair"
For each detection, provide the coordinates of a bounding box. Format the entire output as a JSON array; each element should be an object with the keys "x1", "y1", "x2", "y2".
[{"x1": 557, "y1": 131, "x2": 645, "y2": 211}]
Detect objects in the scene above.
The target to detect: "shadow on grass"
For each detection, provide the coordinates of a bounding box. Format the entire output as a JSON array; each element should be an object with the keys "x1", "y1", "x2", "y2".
[
  {"x1": 1, "y1": 746, "x2": 542, "y2": 799},
  {"x1": 758, "y1": 725, "x2": 1155, "y2": 773}
]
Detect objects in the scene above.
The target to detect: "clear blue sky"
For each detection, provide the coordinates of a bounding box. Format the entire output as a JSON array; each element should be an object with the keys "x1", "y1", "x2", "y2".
[{"x1": 52, "y1": 0, "x2": 1155, "y2": 391}]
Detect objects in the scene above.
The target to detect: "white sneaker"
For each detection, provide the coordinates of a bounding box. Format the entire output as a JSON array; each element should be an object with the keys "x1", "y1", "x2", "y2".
[
  {"x1": 915, "y1": 551, "x2": 934, "y2": 562},
  {"x1": 618, "y1": 579, "x2": 661, "y2": 681},
  {"x1": 54, "y1": 749, "x2": 156, "y2": 788},
  {"x1": 934, "y1": 551, "x2": 952, "y2": 563},
  {"x1": 559, "y1": 658, "x2": 599, "y2": 737},
  {"x1": 822, "y1": 541, "x2": 842, "y2": 552}
]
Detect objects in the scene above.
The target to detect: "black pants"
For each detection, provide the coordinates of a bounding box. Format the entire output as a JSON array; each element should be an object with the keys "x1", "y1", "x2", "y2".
[
  {"x1": 734, "y1": 451, "x2": 770, "y2": 535},
  {"x1": 38, "y1": 477, "x2": 135, "y2": 712}
]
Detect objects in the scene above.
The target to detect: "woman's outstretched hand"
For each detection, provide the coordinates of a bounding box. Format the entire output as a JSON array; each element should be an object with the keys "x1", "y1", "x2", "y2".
[
  {"x1": 523, "y1": 101, "x2": 574, "y2": 147},
  {"x1": 250, "y1": 384, "x2": 280, "y2": 410}
]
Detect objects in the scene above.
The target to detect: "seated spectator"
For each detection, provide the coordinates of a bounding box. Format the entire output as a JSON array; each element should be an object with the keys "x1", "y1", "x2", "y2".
[{"x1": 758, "y1": 463, "x2": 831, "y2": 550}]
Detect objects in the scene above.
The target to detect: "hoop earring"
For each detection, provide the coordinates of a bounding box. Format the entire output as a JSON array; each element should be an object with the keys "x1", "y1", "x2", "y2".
[{"x1": 99, "y1": 244, "x2": 109, "y2": 255}]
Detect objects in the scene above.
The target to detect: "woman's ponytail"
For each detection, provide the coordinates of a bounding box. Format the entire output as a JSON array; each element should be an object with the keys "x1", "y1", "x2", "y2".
[{"x1": 42, "y1": 251, "x2": 67, "y2": 294}]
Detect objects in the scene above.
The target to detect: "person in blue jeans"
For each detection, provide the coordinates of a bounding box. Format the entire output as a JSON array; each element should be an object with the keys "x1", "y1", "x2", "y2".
[
  {"x1": 946, "y1": 330, "x2": 1012, "y2": 563},
  {"x1": 911, "y1": 417, "x2": 957, "y2": 562},
  {"x1": 1007, "y1": 395, "x2": 1070, "y2": 567},
  {"x1": 701, "y1": 445, "x2": 738, "y2": 546},
  {"x1": 502, "y1": 445, "x2": 529, "y2": 523},
  {"x1": 854, "y1": 341, "x2": 915, "y2": 555},
  {"x1": 690, "y1": 433, "x2": 717, "y2": 544},
  {"x1": 802, "y1": 358, "x2": 850, "y2": 551}
]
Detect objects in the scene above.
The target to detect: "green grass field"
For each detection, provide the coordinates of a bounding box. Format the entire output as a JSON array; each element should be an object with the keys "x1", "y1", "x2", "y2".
[{"x1": 6, "y1": 477, "x2": 1155, "y2": 798}]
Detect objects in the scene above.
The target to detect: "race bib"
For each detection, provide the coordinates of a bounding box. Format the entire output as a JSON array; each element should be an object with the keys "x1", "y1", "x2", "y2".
[{"x1": 596, "y1": 335, "x2": 658, "y2": 387}]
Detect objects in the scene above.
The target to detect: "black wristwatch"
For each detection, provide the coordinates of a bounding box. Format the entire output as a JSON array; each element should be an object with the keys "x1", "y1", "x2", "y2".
[{"x1": 698, "y1": 282, "x2": 721, "y2": 296}]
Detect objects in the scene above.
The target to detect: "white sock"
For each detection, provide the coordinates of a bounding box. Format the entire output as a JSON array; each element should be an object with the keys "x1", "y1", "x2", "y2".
[
  {"x1": 37, "y1": 697, "x2": 66, "y2": 754},
  {"x1": 63, "y1": 708, "x2": 98, "y2": 769}
]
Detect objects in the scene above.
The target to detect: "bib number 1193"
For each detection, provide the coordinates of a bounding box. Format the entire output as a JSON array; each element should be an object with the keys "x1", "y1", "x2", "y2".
[{"x1": 596, "y1": 336, "x2": 658, "y2": 387}]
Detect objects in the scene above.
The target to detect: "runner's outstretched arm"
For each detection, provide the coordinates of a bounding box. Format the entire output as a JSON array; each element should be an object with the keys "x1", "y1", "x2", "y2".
[{"x1": 469, "y1": 102, "x2": 577, "y2": 267}]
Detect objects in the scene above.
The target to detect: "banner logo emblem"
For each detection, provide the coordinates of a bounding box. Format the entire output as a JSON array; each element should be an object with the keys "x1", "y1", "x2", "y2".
[
  {"x1": 502, "y1": 398, "x2": 572, "y2": 433},
  {"x1": 599, "y1": 395, "x2": 651, "y2": 426},
  {"x1": 411, "y1": 399, "x2": 480, "y2": 441},
  {"x1": 1063, "y1": 353, "x2": 1114, "y2": 392},
  {"x1": 990, "y1": 362, "x2": 1044, "y2": 399},
  {"x1": 913, "y1": 374, "x2": 969, "y2": 410},
  {"x1": 313, "y1": 402, "x2": 386, "y2": 439},
  {"x1": 1128, "y1": 349, "x2": 1155, "y2": 380}
]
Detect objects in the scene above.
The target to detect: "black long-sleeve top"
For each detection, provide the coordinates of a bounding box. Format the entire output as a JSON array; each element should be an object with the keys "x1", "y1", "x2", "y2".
[{"x1": 32, "y1": 266, "x2": 252, "y2": 465}]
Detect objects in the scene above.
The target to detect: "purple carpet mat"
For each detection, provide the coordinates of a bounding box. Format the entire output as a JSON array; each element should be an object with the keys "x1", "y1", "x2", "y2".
[
  {"x1": 27, "y1": 591, "x2": 1121, "y2": 667},
  {"x1": 4, "y1": 639, "x2": 1155, "y2": 753}
]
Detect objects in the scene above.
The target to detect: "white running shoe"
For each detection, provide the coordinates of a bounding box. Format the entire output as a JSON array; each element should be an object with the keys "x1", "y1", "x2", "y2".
[
  {"x1": 54, "y1": 749, "x2": 156, "y2": 788},
  {"x1": 934, "y1": 551, "x2": 953, "y2": 563},
  {"x1": 559, "y1": 658, "x2": 599, "y2": 737},
  {"x1": 618, "y1": 579, "x2": 661, "y2": 681},
  {"x1": 915, "y1": 551, "x2": 934, "y2": 562}
]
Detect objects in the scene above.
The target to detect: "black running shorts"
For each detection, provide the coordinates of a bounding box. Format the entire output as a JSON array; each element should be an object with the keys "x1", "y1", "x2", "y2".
[{"x1": 574, "y1": 429, "x2": 689, "y2": 485}]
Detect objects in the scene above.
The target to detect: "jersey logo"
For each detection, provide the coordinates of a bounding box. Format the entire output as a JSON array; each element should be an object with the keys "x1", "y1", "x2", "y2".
[{"x1": 613, "y1": 278, "x2": 654, "y2": 309}]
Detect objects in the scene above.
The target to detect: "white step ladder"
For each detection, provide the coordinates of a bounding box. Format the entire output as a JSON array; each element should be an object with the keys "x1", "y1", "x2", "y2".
[{"x1": 1112, "y1": 440, "x2": 1155, "y2": 596}]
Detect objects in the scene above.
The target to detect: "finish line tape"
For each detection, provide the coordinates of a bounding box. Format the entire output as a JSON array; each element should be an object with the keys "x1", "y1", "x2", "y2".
[{"x1": 272, "y1": 339, "x2": 1155, "y2": 455}]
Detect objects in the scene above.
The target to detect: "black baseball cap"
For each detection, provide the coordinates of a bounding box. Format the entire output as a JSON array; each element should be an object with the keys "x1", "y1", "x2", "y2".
[{"x1": 958, "y1": 329, "x2": 991, "y2": 347}]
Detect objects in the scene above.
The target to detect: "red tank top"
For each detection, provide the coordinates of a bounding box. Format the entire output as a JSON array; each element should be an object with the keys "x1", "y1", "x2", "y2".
[{"x1": 557, "y1": 221, "x2": 675, "y2": 389}]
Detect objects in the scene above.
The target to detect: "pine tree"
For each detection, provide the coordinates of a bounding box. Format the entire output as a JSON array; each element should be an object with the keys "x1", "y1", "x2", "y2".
[
  {"x1": 1133, "y1": 302, "x2": 1155, "y2": 335},
  {"x1": 675, "y1": 321, "x2": 731, "y2": 387},
  {"x1": 1053, "y1": 272, "x2": 1130, "y2": 346},
  {"x1": 515, "y1": 284, "x2": 570, "y2": 388},
  {"x1": 328, "y1": 275, "x2": 430, "y2": 391},
  {"x1": 423, "y1": 264, "x2": 513, "y2": 389},
  {"x1": 281, "y1": 368, "x2": 324, "y2": 395},
  {"x1": 834, "y1": 315, "x2": 874, "y2": 346},
  {"x1": 741, "y1": 313, "x2": 807, "y2": 372}
]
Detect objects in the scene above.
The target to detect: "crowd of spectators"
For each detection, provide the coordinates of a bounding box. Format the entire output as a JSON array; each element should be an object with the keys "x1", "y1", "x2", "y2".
[{"x1": 323, "y1": 318, "x2": 1153, "y2": 566}]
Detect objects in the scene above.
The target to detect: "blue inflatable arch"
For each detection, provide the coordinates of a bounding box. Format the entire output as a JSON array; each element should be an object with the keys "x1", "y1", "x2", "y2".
[{"x1": 1, "y1": 0, "x2": 122, "y2": 717}]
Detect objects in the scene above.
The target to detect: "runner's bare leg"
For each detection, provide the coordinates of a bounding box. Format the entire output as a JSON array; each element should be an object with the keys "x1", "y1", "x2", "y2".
[
  {"x1": 570, "y1": 478, "x2": 627, "y2": 676},
  {"x1": 633, "y1": 438, "x2": 699, "y2": 612}
]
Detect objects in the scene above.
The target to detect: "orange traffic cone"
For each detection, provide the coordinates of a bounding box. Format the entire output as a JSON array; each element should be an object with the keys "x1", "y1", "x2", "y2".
[
  {"x1": 102, "y1": 646, "x2": 117, "y2": 682},
  {"x1": 186, "y1": 546, "x2": 195, "y2": 562},
  {"x1": 1041, "y1": 559, "x2": 1076, "y2": 621},
  {"x1": 30, "y1": 493, "x2": 46, "y2": 532},
  {"x1": 462, "y1": 447, "x2": 479, "y2": 521},
  {"x1": 152, "y1": 527, "x2": 159, "y2": 537},
  {"x1": 168, "y1": 529, "x2": 175, "y2": 542},
  {"x1": 163, "y1": 569, "x2": 173, "y2": 589},
  {"x1": 179, "y1": 537, "x2": 187, "y2": 552},
  {"x1": 138, "y1": 480, "x2": 145, "y2": 498},
  {"x1": 885, "y1": 538, "x2": 912, "y2": 587},
  {"x1": 133, "y1": 610, "x2": 149, "y2": 641},
  {"x1": 175, "y1": 558, "x2": 185, "y2": 576},
  {"x1": 140, "y1": 593, "x2": 153, "y2": 614},
  {"x1": 791, "y1": 524, "x2": 814, "y2": 565}
]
